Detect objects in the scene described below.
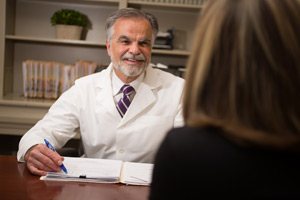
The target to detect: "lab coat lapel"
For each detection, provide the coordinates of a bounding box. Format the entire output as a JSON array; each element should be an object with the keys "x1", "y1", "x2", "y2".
[
  {"x1": 120, "y1": 84, "x2": 155, "y2": 125},
  {"x1": 94, "y1": 66, "x2": 120, "y2": 118},
  {"x1": 118, "y1": 66, "x2": 161, "y2": 126}
]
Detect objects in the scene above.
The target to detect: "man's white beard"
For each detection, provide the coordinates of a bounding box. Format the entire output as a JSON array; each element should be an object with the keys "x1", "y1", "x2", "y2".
[
  {"x1": 113, "y1": 62, "x2": 147, "y2": 77},
  {"x1": 112, "y1": 53, "x2": 149, "y2": 77}
]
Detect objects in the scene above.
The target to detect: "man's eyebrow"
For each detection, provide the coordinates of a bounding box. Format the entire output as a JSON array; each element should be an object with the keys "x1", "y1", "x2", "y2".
[
  {"x1": 139, "y1": 38, "x2": 151, "y2": 43},
  {"x1": 117, "y1": 35, "x2": 130, "y2": 41},
  {"x1": 116, "y1": 35, "x2": 151, "y2": 43}
]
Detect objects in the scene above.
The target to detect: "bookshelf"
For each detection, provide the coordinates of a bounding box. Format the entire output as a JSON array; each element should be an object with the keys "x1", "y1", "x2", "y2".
[{"x1": 0, "y1": 0, "x2": 204, "y2": 136}]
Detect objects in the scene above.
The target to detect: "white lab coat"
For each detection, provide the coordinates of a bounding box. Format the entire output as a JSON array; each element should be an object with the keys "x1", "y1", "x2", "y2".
[{"x1": 17, "y1": 63, "x2": 185, "y2": 163}]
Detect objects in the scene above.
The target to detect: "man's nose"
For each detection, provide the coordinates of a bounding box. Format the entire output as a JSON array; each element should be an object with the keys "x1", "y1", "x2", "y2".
[{"x1": 128, "y1": 43, "x2": 141, "y2": 55}]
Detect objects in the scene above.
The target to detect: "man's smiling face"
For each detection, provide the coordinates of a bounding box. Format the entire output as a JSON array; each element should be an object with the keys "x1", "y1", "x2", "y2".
[{"x1": 106, "y1": 17, "x2": 153, "y2": 83}]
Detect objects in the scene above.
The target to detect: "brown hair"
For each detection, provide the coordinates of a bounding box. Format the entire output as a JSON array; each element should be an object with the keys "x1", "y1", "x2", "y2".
[{"x1": 184, "y1": 0, "x2": 300, "y2": 149}]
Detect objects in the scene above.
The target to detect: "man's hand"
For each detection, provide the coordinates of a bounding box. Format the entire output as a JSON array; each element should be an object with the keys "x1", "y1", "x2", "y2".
[{"x1": 24, "y1": 144, "x2": 64, "y2": 176}]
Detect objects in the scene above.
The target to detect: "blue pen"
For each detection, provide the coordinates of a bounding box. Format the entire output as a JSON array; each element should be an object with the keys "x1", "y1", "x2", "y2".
[{"x1": 44, "y1": 139, "x2": 68, "y2": 174}]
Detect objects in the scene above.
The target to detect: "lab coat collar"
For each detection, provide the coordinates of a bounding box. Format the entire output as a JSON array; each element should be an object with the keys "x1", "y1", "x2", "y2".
[
  {"x1": 94, "y1": 63, "x2": 163, "y2": 126},
  {"x1": 93, "y1": 65, "x2": 117, "y2": 117},
  {"x1": 119, "y1": 65, "x2": 163, "y2": 126}
]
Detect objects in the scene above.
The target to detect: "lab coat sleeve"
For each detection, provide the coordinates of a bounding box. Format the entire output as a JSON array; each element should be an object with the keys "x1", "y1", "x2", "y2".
[{"x1": 17, "y1": 85, "x2": 81, "y2": 162}]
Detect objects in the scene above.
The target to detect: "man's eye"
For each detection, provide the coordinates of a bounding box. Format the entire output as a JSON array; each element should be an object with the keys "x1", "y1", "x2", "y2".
[
  {"x1": 120, "y1": 40, "x2": 130, "y2": 44},
  {"x1": 139, "y1": 41, "x2": 151, "y2": 46}
]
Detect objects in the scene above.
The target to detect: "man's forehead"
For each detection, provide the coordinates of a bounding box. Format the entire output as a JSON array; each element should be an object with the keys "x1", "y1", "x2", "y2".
[
  {"x1": 112, "y1": 19, "x2": 153, "y2": 39},
  {"x1": 116, "y1": 16, "x2": 147, "y2": 22},
  {"x1": 114, "y1": 17, "x2": 151, "y2": 28}
]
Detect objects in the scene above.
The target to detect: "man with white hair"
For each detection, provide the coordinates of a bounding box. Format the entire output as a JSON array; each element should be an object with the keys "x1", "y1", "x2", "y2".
[{"x1": 17, "y1": 8, "x2": 184, "y2": 176}]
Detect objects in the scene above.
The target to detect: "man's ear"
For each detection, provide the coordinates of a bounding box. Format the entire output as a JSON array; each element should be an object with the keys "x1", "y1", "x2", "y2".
[{"x1": 106, "y1": 40, "x2": 111, "y2": 56}]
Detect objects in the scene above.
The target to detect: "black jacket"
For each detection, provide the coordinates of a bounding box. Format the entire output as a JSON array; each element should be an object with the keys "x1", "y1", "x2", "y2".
[{"x1": 149, "y1": 126, "x2": 300, "y2": 200}]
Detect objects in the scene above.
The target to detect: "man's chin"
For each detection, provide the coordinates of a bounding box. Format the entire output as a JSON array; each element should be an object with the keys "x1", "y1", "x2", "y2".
[
  {"x1": 122, "y1": 64, "x2": 146, "y2": 73},
  {"x1": 123, "y1": 62, "x2": 145, "y2": 68},
  {"x1": 123, "y1": 70, "x2": 142, "y2": 77}
]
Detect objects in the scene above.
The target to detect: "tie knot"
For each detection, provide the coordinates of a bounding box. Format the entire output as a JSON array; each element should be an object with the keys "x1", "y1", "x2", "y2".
[{"x1": 120, "y1": 85, "x2": 134, "y2": 96}]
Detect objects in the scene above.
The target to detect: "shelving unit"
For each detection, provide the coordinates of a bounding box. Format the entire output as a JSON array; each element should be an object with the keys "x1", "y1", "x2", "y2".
[{"x1": 0, "y1": 0, "x2": 204, "y2": 136}]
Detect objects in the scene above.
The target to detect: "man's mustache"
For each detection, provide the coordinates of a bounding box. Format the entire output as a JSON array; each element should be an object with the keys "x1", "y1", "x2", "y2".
[{"x1": 122, "y1": 53, "x2": 145, "y2": 61}]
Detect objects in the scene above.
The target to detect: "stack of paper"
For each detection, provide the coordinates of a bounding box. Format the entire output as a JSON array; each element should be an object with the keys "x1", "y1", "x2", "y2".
[{"x1": 40, "y1": 157, "x2": 154, "y2": 186}]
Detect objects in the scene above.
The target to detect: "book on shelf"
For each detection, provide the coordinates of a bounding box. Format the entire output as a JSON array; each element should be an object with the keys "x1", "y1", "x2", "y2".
[
  {"x1": 154, "y1": 29, "x2": 174, "y2": 49},
  {"x1": 22, "y1": 60, "x2": 31, "y2": 98},
  {"x1": 36, "y1": 61, "x2": 44, "y2": 98},
  {"x1": 60, "y1": 64, "x2": 75, "y2": 94},
  {"x1": 44, "y1": 62, "x2": 61, "y2": 99},
  {"x1": 40, "y1": 157, "x2": 154, "y2": 186}
]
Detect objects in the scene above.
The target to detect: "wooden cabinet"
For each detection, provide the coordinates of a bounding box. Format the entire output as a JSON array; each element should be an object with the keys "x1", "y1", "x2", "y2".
[{"x1": 0, "y1": 0, "x2": 204, "y2": 136}]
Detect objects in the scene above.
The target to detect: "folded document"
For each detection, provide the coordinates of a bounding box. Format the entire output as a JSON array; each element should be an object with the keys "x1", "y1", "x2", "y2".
[{"x1": 40, "y1": 157, "x2": 154, "y2": 186}]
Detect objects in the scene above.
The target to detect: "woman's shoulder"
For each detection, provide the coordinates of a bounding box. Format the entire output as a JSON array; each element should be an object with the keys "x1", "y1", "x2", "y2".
[
  {"x1": 167, "y1": 126, "x2": 220, "y2": 140},
  {"x1": 164, "y1": 126, "x2": 227, "y2": 149}
]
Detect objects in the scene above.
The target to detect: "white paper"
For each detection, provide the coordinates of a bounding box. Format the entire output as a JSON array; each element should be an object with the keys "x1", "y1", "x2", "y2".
[
  {"x1": 121, "y1": 162, "x2": 154, "y2": 185},
  {"x1": 40, "y1": 157, "x2": 153, "y2": 186},
  {"x1": 41, "y1": 157, "x2": 123, "y2": 183}
]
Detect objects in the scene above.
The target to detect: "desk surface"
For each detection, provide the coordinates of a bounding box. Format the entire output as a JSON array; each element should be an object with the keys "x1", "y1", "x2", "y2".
[{"x1": 0, "y1": 155, "x2": 149, "y2": 200}]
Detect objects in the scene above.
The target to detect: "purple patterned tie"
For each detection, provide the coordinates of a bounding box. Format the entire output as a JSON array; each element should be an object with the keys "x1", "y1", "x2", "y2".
[{"x1": 116, "y1": 85, "x2": 135, "y2": 117}]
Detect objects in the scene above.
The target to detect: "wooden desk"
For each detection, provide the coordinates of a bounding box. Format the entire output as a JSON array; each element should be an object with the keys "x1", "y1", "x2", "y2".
[{"x1": 0, "y1": 155, "x2": 149, "y2": 200}]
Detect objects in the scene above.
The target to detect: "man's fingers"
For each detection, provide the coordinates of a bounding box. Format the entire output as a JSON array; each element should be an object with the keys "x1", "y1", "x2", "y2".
[
  {"x1": 40, "y1": 145, "x2": 64, "y2": 166},
  {"x1": 25, "y1": 144, "x2": 63, "y2": 175},
  {"x1": 26, "y1": 163, "x2": 47, "y2": 176},
  {"x1": 27, "y1": 153, "x2": 56, "y2": 172},
  {"x1": 26, "y1": 154, "x2": 57, "y2": 176}
]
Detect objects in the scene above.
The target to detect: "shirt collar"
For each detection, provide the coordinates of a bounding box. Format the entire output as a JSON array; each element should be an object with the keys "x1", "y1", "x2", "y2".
[{"x1": 112, "y1": 69, "x2": 144, "y2": 96}]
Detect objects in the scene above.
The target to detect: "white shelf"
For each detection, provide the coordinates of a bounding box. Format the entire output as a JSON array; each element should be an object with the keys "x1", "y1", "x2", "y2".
[
  {"x1": 6, "y1": 35, "x2": 190, "y2": 56},
  {"x1": 0, "y1": 93, "x2": 54, "y2": 108},
  {"x1": 128, "y1": 0, "x2": 204, "y2": 9},
  {"x1": 84, "y1": 0, "x2": 119, "y2": 2},
  {"x1": 152, "y1": 49, "x2": 190, "y2": 56},
  {"x1": 25, "y1": 0, "x2": 119, "y2": 4},
  {"x1": 6, "y1": 35, "x2": 106, "y2": 47}
]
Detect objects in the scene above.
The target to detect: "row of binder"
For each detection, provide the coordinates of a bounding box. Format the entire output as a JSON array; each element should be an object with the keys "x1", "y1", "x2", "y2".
[
  {"x1": 22, "y1": 60, "x2": 97, "y2": 99},
  {"x1": 22, "y1": 59, "x2": 186, "y2": 100}
]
